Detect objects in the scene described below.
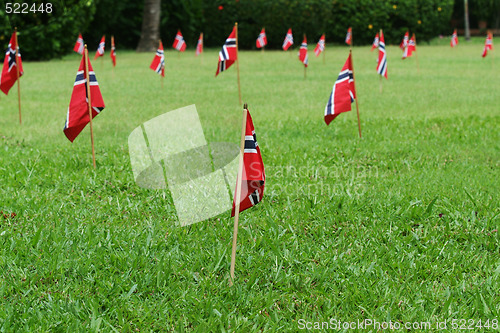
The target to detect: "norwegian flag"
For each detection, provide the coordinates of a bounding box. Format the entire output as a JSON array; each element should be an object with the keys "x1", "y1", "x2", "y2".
[
  {"x1": 400, "y1": 31, "x2": 409, "y2": 50},
  {"x1": 376, "y1": 30, "x2": 388, "y2": 79},
  {"x1": 324, "y1": 53, "x2": 356, "y2": 125},
  {"x1": 403, "y1": 34, "x2": 416, "y2": 59},
  {"x1": 482, "y1": 33, "x2": 493, "y2": 57},
  {"x1": 73, "y1": 33, "x2": 84, "y2": 54},
  {"x1": 64, "y1": 51, "x2": 105, "y2": 142},
  {"x1": 314, "y1": 34, "x2": 325, "y2": 57},
  {"x1": 371, "y1": 33, "x2": 379, "y2": 51},
  {"x1": 215, "y1": 26, "x2": 237, "y2": 77},
  {"x1": 196, "y1": 33, "x2": 203, "y2": 56},
  {"x1": 173, "y1": 30, "x2": 186, "y2": 52},
  {"x1": 150, "y1": 40, "x2": 165, "y2": 77},
  {"x1": 0, "y1": 31, "x2": 23, "y2": 95},
  {"x1": 256, "y1": 28, "x2": 267, "y2": 48},
  {"x1": 345, "y1": 27, "x2": 352, "y2": 45},
  {"x1": 282, "y1": 28, "x2": 294, "y2": 51},
  {"x1": 110, "y1": 36, "x2": 116, "y2": 67},
  {"x1": 94, "y1": 36, "x2": 105, "y2": 59},
  {"x1": 298, "y1": 36, "x2": 308, "y2": 67},
  {"x1": 450, "y1": 29, "x2": 458, "y2": 47},
  {"x1": 231, "y1": 108, "x2": 265, "y2": 217}
]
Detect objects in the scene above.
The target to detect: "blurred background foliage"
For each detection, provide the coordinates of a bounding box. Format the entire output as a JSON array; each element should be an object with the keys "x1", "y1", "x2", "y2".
[{"x1": 0, "y1": 0, "x2": 498, "y2": 60}]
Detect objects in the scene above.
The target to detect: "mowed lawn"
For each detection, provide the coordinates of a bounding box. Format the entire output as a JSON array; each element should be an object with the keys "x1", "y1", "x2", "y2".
[{"x1": 0, "y1": 37, "x2": 499, "y2": 331}]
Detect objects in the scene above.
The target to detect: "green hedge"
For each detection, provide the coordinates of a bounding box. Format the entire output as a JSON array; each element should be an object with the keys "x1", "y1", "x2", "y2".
[
  {"x1": 0, "y1": 0, "x2": 96, "y2": 61},
  {"x1": 202, "y1": 0, "x2": 455, "y2": 49},
  {"x1": 0, "y1": 0, "x2": 459, "y2": 60}
]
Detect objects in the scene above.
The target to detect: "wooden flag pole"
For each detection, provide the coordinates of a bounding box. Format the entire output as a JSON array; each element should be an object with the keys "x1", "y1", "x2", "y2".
[
  {"x1": 414, "y1": 33, "x2": 420, "y2": 74},
  {"x1": 323, "y1": 33, "x2": 326, "y2": 65},
  {"x1": 235, "y1": 22, "x2": 242, "y2": 105},
  {"x1": 84, "y1": 45, "x2": 97, "y2": 169},
  {"x1": 14, "y1": 27, "x2": 21, "y2": 124},
  {"x1": 229, "y1": 103, "x2": 248, "y2": 287},
  {"x1": 350, "y1": 49, "x2": 362, "y2": 138}
]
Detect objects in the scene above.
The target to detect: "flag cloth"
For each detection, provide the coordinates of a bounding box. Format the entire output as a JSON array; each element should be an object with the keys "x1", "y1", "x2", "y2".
[
  {"x1": 0, "y1": 31, "x2": 23, "y2": 95},
  {"x1": 110, "y1": 37, "x2": 116, "y2": 67},
  {"x1": 400, "y1": 31, "x2": 409, "y2": 50},
  {"x1": 94, "y1": 36, "x2": 105, "y2": 59},
  {"x1": 63, "y1": 52, "x2": 105, "y2": 142},
  {"x1": 482, "y1": 33, "x2": 493, "y2": 57},
  {"x1": 324, "y1": 53, "x2": 356, "y2": 125},
  {"x1": 196, "y1": 33, "x2": 203, "y2": 56},
  {"x1": 282, "y1": 28, "x2": 294, "y2": 51},
  {"x1": 256, "y1": 28, "x2": 267, "y2": 48},
  {"x1": 215, "y1": 26, "x2": 237, "y2": 77},
  {"x1": 298, "y1": 36, "x2": 308, "y2": 67},
  {"x1": 376, "y1": 30, "x2": 388, "y2": 79},
  {"x1": 314, "y1": 34, "x2": 325, "y2": 56},
  {"x1": 345, "y1": 27, "x2": 352, "y2": 45},
  {"x1": 150, "y1": 40, "x2": 165, "y2": 77},
  {"x1": 173, "y1": 30, "x2": 186, "y2": 52},
  {"x1": 371, "y1": 33, "x2": 379, "y2": 51},
  {"x1": 73, "y1": 33, "x2": 84, "y2": 54},
  {"x1": 450, "y1": 29, "x2": 458, "y2": 47},
  {"x1": 402, "y1": 34, "x2": 416, "y2": 59},
  {"x1": 231, "y1": 109, "x2": 265, "y2": 217}
]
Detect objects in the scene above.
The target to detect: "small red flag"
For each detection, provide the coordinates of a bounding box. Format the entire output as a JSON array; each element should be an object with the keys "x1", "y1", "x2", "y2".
[
  {"x1": 64, "y1": 52, "x2": 105, "y2": 142},
  {"x1": 256, "y1": 28, "x2": 267, "y2": 48},
  {"x1": 371, "y1": 33, "x2": 379, "y2": 51},
  {"x1": 150, "y1": 40, "x2": 165, "y2": 77},
  {"x1": 345, "y1": 27, "x2": 352, "y2": 45},
  {"x1": 110, "y1": 36, "x2": 116, "y2": 67},
  {"x1": 298, "y1": 36, "x2": 308, "y2": 67},
  {"x1": 94, "y1": 35, "x2": 105, "y2": 59},
  {"x1": 215, "y1": 26, "x2": 237, "y2": 76},
  {"x1": 282, "y1": 28, "x2": 294, "y2": 51},
  {"x1": 196, "y1": 33, "x2": 203, "y2": 56},
  {"x1": 0, "y1": 31, "x2": 23, "y2": 95},
  {"x1": 73, "y1": 33, "x2": 84, "y2": 54},
  {"x1": 172, "y1": 30, "x2": 186, "y2": 52},
  {"x1": 314, "y1": 34, "x2": 325, "y2": 57},
  {"x1": 324, "y1": 53, "x2": 356, "y2": 125},
  {"x1": 450, "y1": 29, "x2": 458, "y2": 47},
  {"x1": 482, "y1": 32, "x2": 493, "y2": 57},
  {"x1": 231, "y1": 109, "x2": 265, "y2": 217},
  {"x1": 400, "y1": 31, "x2": 409, "y2": 50}
]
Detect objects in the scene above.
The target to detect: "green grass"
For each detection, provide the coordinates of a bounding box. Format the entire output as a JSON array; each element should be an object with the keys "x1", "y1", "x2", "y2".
[{"x1": 0, "y1": 37, "x2": 499, "y2": 331}]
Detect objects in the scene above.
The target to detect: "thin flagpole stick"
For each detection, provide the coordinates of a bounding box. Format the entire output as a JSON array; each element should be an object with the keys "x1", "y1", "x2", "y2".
[
  {"x1": 14, "y1": 27, "x2": 21, "y2": 124},
  {"x1": 84, "y1": 45, "x2": 96, "y2": 169},
  {"x1": 235, "y1": 22, "x2": 242, "y2": 105},
  {"x1": 323, "y1": 33, "x2": 326, "y2": 65},
  {"x1": 350, "y1": 49, "x2": 362, "y2": 138},
  {"x1": 413, "y1": 33, "x2": 420, "y2": 74},
  {"x1": 229, "y1": 103, "x2": 248, "y2": 287}
]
